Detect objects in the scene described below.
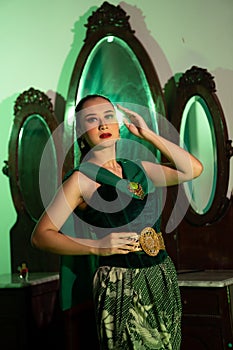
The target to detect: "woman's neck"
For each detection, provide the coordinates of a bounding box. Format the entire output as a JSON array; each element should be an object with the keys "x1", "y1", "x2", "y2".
[
  {"x1": 87, "y1": 145, "x2": 122, "y2": 176},
  {"x1": 87, "y1": 142, "x2": 115, "y2": 163}
]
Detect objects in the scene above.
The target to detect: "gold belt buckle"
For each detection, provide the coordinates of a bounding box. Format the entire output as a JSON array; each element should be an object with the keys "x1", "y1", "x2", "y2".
[{"x1": 139, "y1": 227, "x2": 165, "y2": 256}]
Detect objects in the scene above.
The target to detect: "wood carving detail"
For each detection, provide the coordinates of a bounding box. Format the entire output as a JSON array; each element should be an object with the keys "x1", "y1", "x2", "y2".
[
  {"x1": 178, "y1": 65, "x2": 216, "y2": 93},
  {"x1": 84, "y1": 1, "x2": 134, "y2": 41},
  {"x1": 14, "y1": 87, "x2": 53, "y2": 116}
]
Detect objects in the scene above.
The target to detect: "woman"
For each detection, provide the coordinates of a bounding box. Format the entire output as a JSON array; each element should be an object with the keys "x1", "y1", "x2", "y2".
[{"x1": 31, "y1": 94, "x2": 203, "y2": 349}]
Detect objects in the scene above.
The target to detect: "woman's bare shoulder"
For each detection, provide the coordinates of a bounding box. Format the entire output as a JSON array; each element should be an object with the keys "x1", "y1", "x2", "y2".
[{"x1": 64, "y1": 168, "x2": 99, "y2": 201}]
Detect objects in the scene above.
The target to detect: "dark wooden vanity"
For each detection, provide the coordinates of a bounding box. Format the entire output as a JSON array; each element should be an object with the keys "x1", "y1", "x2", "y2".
[
  {"x1": 0, "y1": 272, "x2": 63, "y2": 350},
  {"x1": 177, "y1": 270, "x2": 233, "y2": 349}
]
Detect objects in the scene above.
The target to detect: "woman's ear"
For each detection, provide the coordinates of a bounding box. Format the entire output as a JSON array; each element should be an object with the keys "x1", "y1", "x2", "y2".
[
  {"x1": 80, "y1": 139, "x2": 85, "y2": 149},
  {"x1": 79, "y1": 136, "x2": 90, "y2": 149}
]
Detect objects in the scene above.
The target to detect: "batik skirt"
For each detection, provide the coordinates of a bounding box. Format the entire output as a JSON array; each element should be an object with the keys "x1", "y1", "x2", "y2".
[{"x1": 93, "y1": 256, "x2": 182, "y2": 350}]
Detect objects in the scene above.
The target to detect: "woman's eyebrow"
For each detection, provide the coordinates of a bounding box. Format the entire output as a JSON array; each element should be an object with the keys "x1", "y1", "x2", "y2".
[
  {"x1": 104, "y1": 109, "x2": 114, "y2": 114},
  {"x1": 84, "y1": 109, "x2": 114, "y2": 118},
  {"x1": 84, "y1": 113, "x2": 97, "y2": 118}
]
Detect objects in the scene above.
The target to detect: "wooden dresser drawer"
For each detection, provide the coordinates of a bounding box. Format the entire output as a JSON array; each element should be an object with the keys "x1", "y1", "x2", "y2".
[{"x1": 180, "y1": 287, "x2": 222, "y2": 315}]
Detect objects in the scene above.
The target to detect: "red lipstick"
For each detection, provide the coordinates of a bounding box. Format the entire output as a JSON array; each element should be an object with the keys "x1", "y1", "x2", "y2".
[{"x1": 100, "y1": 133, "x2": 112, "y2": 139}]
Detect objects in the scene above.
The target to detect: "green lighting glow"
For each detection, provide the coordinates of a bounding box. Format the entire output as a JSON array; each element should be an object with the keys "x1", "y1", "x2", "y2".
[
  {"x1": 180, "y1": 96, "x2": 217, "y2": 214},
  {"x1": 76, "y1": 35, "x2": 160, "y2": 163}
]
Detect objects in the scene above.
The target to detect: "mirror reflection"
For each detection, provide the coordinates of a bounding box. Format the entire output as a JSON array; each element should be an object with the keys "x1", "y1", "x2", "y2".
[
  {"x1": 180, "y1": 96, "x2": 217, "y2": 215},
  {"x1": 168, "y1": 65, "x2": 232, "y2": 225},
  {"x1": 18, "y1": 114, "x2": 58, "y2": 221},
  {"x1": 76, "y1": 35, "x2": 160, "y2": 164},
  {"x1": 77, "y1": 36, "x2": 155, "y2": 109}
]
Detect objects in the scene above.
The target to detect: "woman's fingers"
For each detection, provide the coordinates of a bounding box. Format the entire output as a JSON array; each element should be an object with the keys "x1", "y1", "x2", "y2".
[
  {"x1": 117, "y1": 104, "x2": 139, "y2": 122},
  {"x1": 100, "y1": 232, "x2": 138, "y2": 248},
  {"x1": 97, "y1": 231, "x2": 143, "y2": 255},
  {"x1": 115, "y1": 232, "x2": 139, "y2": 246},
  {"x1": 118, "y1": 105, "x2": 149, "y2": 137}
]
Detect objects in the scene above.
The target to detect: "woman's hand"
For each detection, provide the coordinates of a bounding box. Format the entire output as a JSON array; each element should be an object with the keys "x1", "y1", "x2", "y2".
[
  {"x1": 93, "y1": 231, "x2": 140, "y2": 256},
  {"x1": 117, "y1": 104, "x2": 150, "y2": 139},
  {"x1": 66, "y1": 232, "x2": 140, "y2": 256}
]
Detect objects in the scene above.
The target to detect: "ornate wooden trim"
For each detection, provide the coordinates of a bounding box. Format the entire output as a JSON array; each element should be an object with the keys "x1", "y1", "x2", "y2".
[
  {"x1": 170, "y1": 65, "x2": 231, "y2": 226},
  {"x1": 84, "y1": 1, "x2": 135, "y2": 41},
  {"x1": 178, "y1": 66, "x2": 216, "y2": 93},
  {"x1": 14, "y1": 87, "x2": 54, "y2": 116}
]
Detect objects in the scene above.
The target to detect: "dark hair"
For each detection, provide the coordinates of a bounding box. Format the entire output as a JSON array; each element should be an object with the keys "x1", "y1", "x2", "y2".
[
  {"x1": 75, "y1": 94, "x2": 113, "y2": 113},
  {"x1": 75, "y1": 94, "x2": 114, "y2": 161}
]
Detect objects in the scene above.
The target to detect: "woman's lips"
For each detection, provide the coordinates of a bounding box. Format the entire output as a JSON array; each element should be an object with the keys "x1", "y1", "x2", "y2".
[{"x1": 100, "y1": 133, "x2": 112, "y2": 139}]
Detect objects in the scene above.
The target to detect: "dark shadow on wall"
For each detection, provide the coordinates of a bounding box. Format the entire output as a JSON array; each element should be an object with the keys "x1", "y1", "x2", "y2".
[
  {"x1": 163, "y1": 72, "x2": 183, "y2": 119},
  {"x1": 54, "y1": 6, "x2": 97, "y2": 120},
  {"x1": 46, "y1": 89, "x2": 66, "y2": 125},
  {"x1": 120, "y1": 1, "x2": 173, "y2": 89},
  {"x1": 212, "y1": 67, "x2": 233, "y2": 130}
]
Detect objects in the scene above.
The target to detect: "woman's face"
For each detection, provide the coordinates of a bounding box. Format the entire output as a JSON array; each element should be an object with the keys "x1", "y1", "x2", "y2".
[{"x1": 79, "y1": 97, "x2": 120, "y2": 148}]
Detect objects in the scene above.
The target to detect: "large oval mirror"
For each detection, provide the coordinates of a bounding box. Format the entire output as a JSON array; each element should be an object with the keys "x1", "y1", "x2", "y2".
[
  {"x1": 18, "y1": 114, "x2": 58, "y2": 221},
  {"x1": 76, "y1": 35, "x2": 161, "y2": 164},
  {"x1": 180, "y1": 95, "x2": 217, "y2": 215},
  {"x1": 5, "y1": 87, "x2": 61, "y2": 272},
  {"x1": 63, "y1": 1, "x2": 166, "y2": 172},
  {"x1": 8, "y1": 87, "x2": 61, "y2": 221},
  {"x1": 170, "y1": 66, "x2": 232, "y2": 225},
  {"x1": 77, "y1": 35, "x2": 156, "y2": 107}
]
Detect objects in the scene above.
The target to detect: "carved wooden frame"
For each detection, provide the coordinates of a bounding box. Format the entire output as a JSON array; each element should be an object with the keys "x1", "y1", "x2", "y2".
[
  {"x1": 170, "y1": 66, "x2": 233, "y2": 225},
  {"x1": 63, "y1": 1, "x2": 166, "y2": 171},
  {"x1": 7, "y1": 87, "x2": 60, "y2": 217}
]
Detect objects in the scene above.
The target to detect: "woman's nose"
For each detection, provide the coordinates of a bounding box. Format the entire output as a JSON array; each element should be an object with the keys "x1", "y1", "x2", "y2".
[{"x1": 98, "y1": 121, "x2": 108, "y2": 130}]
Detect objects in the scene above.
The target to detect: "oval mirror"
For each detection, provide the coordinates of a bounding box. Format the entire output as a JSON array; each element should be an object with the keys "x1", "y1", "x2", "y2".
[
  {"x1": 18, "y1": 114, "x2": 58, "y2": 221},
  {"x1": 76, "y1": 35, "x2": 161, "y2": 164},
  {"x1": 170, "y1": 66, "x2": 232, "y2": 225},
  {"x1": 63, "y1": 1, "x2": 166, "y2": 172},
  {"x1": 6, "y1": 87, "x2": 61, "y2": 272},
  {"x1": 180, "y1": 95, "x2": 217, "y2": 215},
  {"x1": 8, "y1": 87, "x2": 61, "y2": 221}
]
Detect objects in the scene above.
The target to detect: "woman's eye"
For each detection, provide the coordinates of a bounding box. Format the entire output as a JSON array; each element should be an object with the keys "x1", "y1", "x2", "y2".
[
  {"x1": 105, "y1": 114, "x2": 115, "y2": 120},
  {"x1": 86, "y1": 117, "x2": 98, "y2": 124}
]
